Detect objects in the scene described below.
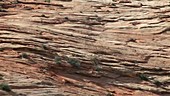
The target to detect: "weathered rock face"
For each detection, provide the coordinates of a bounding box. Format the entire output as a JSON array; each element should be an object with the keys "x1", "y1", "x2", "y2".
[{"x1": 0, "y1": 0, "x2": 170, "y2": 96}]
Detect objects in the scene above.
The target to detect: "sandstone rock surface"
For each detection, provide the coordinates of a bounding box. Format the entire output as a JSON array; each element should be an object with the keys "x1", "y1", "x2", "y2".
[{"x1": 0, "y1": 0, "x2": 170, "y2": 95}]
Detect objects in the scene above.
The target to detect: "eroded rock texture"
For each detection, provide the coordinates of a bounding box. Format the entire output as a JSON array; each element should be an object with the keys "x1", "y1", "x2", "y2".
[{"x1": 0, "y1": 0, "x2": 170, "y2": 96}]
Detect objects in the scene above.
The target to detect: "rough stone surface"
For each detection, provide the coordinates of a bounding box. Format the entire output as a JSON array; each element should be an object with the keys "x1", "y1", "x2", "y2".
[{"x1": 0, "y1": 0, "x2": 170, "y2": 96}]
